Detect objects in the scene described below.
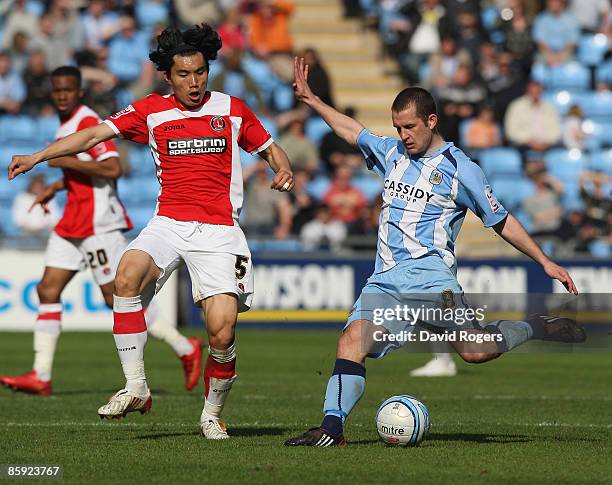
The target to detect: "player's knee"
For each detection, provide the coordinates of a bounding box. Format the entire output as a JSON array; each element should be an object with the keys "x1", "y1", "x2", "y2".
[
  {"x1": 337, "y1": 323, "x2": 366, "y2": 361},
  {"x1": 36, "y1": 281, "x2": 61, "y2": 303},
  {"x1": 113, "y1": 270, "x2": 141, "y2": 297},
  {"x1": 458, "y1": 351, "x2": 498, "y2": 364}
]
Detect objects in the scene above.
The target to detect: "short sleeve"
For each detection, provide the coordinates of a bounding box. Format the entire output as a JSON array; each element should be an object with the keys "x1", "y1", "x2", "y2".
[
  {"x1": 356, "y1": 129, "x2": 400, "y2": 178},
  {"x1": 233, "y1": 98, "x2": 272, "y2": 154},
  {"x1": 78, "y1": 116, "x2": 119, "y2": 161},
  {"x1": 455, "y1": 155, "x2": 508, "y2": 227},
  {"x1": 104, "y1": 96, "x2": 150, "y2": 144}
]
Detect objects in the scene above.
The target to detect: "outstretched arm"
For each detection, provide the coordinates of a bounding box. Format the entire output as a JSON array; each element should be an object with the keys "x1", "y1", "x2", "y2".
[
  {"x1": 293, "y1": 57, "x2": 364, "y2": 146},
  {"x1": 493, "y1": 213, "x2": 578, "y2": 294},
  {"x1": 8, "y1": 123, "x2": 117, "y2": 179}
]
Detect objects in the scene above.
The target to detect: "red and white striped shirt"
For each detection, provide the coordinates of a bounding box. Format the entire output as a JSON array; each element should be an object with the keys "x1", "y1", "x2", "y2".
[
  {"x1": 104, "y1": 91, "x2": 273, "y2": 226},
  {"x1": 55, "y1": 105, "x2": 132, "y2": 238}
]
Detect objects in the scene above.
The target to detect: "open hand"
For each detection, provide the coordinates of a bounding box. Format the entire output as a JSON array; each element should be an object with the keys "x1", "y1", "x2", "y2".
[{"x1": 293, "y1": 57, "x2": 314, "y2": 104}]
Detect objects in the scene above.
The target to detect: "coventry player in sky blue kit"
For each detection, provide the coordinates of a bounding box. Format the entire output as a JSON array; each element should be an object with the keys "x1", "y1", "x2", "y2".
[{"x1": 285, "y1": 58, "x2": 586, "y2": 447}]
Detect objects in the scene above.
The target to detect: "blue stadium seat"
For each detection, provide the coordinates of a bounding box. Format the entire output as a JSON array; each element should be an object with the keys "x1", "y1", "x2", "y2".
[
  {"x1": 596, "y1": 59, "x2": 612, "y2": 86},
  {"x1": 542, "y1": 90, "x2": 587, "y2": 116},
  {"x1": 125, "y1": 205, "x2": 154, "y2": 232},
  {"x1": 578, "y1": 33, "x2": 609, "y2": 67},
  {"x1": 458, "y1": 118, "x2": 473, "y2": 150},
  {"x1": 0, "y1": 175, "x2": 27, "y2": 204},
  {"x1": 548, "y1": 62, "x2": 591, "y2": 92},
  {"x1": 258, "y1": 115, "x2": 279, "y2": 140},
  {"x1": 543, "y1": 148, "x2": 587, "y2": 182},
  {"x1": 128, "y1": 146, "x2": 154, "y2": 177},
  {"x1": 581, "y1": 91, "x2": 612, "y2": 123},
  {"x1": 589, "y1": 240, "x2": 611, "y2": 258},
  {"x1": 489, "y1": 175, "x2": 532, "y2": 211},
  {"x1": 240, "y1": 149, "x2": 259, "y2": 168},
  {"x1": 135, "y1": 0, "x2": 168, "y2": 32},
  {"x1": 242, "y1": 55, "x2": 277, "y2": 96},
  {"x1": 560, "y1": 181, "x2": 584, "y2": 211},
  {"x1": 589, "y1": 150, "x2": 612, "y2": 174},
  {"x1": 0, "y1": 115, "x2": 38, "y2": 143},
  {"x1": 306, "y1": 176, "x2": 331, "y2": 201},
  {"x1": 272, "y1": 84, "x2": 295, "y2": 112},
  {"x1": 37, "y1": 116, "x2": 60, "y2": 144},
  {"x1": 352, "y1": 175, "x2": 383, "y2": 202},
  {"x1": 305, "y1": 117, "x2": 332, "y2": 145},
  {"x1": 478, "y1": 147, "x2": 522, "y2": 178},
  {"x1": 0, "y1": 142, "x2": 45, "y2": 169}
]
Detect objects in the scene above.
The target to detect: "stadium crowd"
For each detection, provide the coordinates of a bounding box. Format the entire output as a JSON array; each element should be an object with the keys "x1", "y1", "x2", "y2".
[{"x1": 0, "y1": 0, "x2": 610, "y2": 257}]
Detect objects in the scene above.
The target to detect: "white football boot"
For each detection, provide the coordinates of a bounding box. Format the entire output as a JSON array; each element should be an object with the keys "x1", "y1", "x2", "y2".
[
  {"x1": 98, "y1": 388, "x2": 152, "y2": 419},
  {"x1": 200, "y1": 411, "x2": 229, "y2": 440},
  {"x1": 410, "y1": 356, "x2": 457, "y2": 377}
]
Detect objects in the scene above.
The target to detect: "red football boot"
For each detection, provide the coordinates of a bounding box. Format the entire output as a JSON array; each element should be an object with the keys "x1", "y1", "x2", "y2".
[
  {"x1": 180, "y1": 336, "x2": 204, "y2": 391},
  {"x1": 0, "y1": 370, "x2": 52, "y2": 396}
]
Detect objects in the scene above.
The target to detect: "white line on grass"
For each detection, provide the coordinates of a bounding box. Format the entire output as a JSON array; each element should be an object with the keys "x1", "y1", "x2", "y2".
[{"x1": 2, "y1": 422, "x2": 611, "y2": 429}]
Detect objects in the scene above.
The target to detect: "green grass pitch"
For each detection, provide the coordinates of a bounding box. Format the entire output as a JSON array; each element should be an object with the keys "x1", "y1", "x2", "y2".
[{"x1": 1, "y1": 330, "x2": 611, "y2": 484}]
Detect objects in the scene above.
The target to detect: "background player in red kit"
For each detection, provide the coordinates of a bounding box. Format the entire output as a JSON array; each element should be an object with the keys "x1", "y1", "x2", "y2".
[
  {"x1": 8, "y1": 25, "x2": 294, "y2": 439},
  {"x1": 0, "y1": 66, "x2": 204, "y2": 396}
]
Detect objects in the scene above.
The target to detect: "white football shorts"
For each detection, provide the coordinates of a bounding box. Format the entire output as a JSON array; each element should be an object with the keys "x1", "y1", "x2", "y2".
[
  {"x1": 44, "y1": 230, "x2": 127, "y2": 286},
  {"x1": 125, "y1": 216, "x2": 254, "y2": 312}
]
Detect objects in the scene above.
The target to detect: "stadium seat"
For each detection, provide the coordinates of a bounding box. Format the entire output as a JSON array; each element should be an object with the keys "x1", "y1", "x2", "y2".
[
  {"x1": 589, "y1": 240, "x2": 611, "y2": 258},
  {"x1": 595, "y1": 59, "x2": 612, "y2": 86},
  {"x1": 543, "y1": 148, "x2": 587, "y2": 183},
  {"x1": 559, "y1": 181, "x2": 584, "y2": 211},
  {"x1": 128, "y1": 146, "x2": 154, "y2": 177},
  {"x1": 242, "y1": 55, "x2": 277, "y2": 97},
  {"x1": 478, "y1": 147, "x2": 522, "y2": 178},
  {"x1": 305, "y1": 117, "x2": 332, "y2": 145},
  {"x1": 458, "y1": 118, "x2": 473, "y2": 151},
  {"x1": 135, "y1": 0, "x2": 168, "y2": 32},
  {"x1": 542, "y1": 90, "x2": 587, "y2": 117},
  {"x1": 577, "y1": 33, "x2": 609, "y2": 67},
  {"x1": 352, "y1": 175, "x2": 383, "y2": 202},
  {"x1": 125, "y1": 205, "x2": 154, "y2": 232},
  {"x1": 306, "y1": 176, "x2": 331, "y2": 201},
  {"x1": 489, "y1": 175, "x2": 533, "y2": 211},
  {"x1": 0, "y1": 115, "x2": 38, "y2": 143},
  {"x1": 272, "y1": 84, "x2": 295, "y2": 112},
  {"x1": 544, "y1": 62, "x2": 591, "y2": 92},
  {"x1": 589, "y1": 149, "x2": 612, "y2": 175},
  {"x1": 580, "y1": 91, "x2": 612, "y2": 123},
  {"x1": 37, "y1": 116, "x2": 60, "y2": 144},
  {"x1": 258, "y1": 115, "x2": 279, "y2": 140}
]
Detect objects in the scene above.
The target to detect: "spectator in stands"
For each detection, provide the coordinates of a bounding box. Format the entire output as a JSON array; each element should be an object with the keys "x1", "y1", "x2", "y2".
[
  {"x1": 454, "y1": 11, "x2": 487, "y2": 56},
  {"x1": 477, "y1": 41, "x2": 499, "y2": 86},
  {"x1": 302, "y1": 47, "x2": 334, "y2": 108},
  {"x1": 323, "y1": 164, "x2": 367, "y2": 224},
  {"x1": 209, "y1": 47, "x2": 265, "y2": 112},
  {"x1": 107, "y1": 15, "x2": 149, "y2": 85},
  {"x1": 426, "y1": 35, "x2": 471, "y2": 91},
  {"x1": 249, "y1": 0, "x2": 295, "y2": 81},
  {"x1": 9, "y1": 31, "x2": 31, "y2": 75},
  {"x1": 522, "y1": 161, "x2": 565, "y2": 241},
  {"x1": 277, "y1": 113, "x2": 319, "y2": 175},
  {"x1": 488, "y1": 52, "x2": 525, "y2": 121},
  {"x1": 569, "y1": 0, "x2": 610, "y2": 33},
  {"x1": 289, "y1": 169, "x2": 316, "y2": 234},
  {"x1": 22, "y1": 50, "x2": 50, "y2": 115},
  {"x1": 437, "y1": 63, "x2": 487, "y2": 142},
  {"x1": 504, "y1": 80, "x2": 561, "y2": 154},
  {"x1": 243, "y1": 160, "x2": 293, "y2": 239},
  {"x1": 174, "y1": 0, "x2": 223, "y2": 28},
  {"x1": 580, "y1": 170, "x2": 612, "y2": 229},
  {"x1": 0, "y1": 51, "x2": 26, "y2": 114},
  {"x1": 217, "y1": 5, "x2": 248, "y2": 52},
  {"x1": 497, "y1": 0, "x2": 535, "y2": 72},
  {"x1": 465, "y1": 104, "x2": 502, "y2": 150},
  {"x1": 300, "y1": 204, "x2": 347, "y2": 252},
  {"x1": 562, "y1": 105, "x2": 588, "y2": 150},
  {"x1": 47, "y1": 0, "x2": 85, "y2": 59},
  {"x1": 532, "y1": 0, "x2": 579, "y2": 66},
  {"x1": 81, "y1": 0, "x2": 120, "y2": 52},
  {"x1": 11, "y1": 174, "x2": 60, "y2": 238},
  {"x1": 319, "y1": 107, "x2": 362, "y2": 173},
  {"x1": 31, "y1": 13, "x2": 73, "y2": 70},
  {"x1": 1, "y1": 0, "x2": 38, "y2": 50}
]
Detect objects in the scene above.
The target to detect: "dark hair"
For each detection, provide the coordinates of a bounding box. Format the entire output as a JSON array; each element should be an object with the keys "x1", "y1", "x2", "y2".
[
  {"x1": 149, "y1": 24, "x2": 222, "y2": 73},
  {"x1": 51, "y1": 65, "x2": 82, "y2": 86},
  {"x1": 391, "y1": 87, "x2": 437, "y2": 123}
]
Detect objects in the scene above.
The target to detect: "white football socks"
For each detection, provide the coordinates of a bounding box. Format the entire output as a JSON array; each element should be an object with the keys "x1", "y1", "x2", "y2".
[{"x1": 32, "y1": 303, "x2": 63, "y2": 382}]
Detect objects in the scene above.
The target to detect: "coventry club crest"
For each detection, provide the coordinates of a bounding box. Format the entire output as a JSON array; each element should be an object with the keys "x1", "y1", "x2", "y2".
[{"x1": 429, "y1": 170, "x2": 443, "y2": 185}]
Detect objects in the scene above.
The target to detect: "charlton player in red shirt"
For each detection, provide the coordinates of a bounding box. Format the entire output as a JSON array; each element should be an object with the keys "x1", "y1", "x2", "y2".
[{"x1": 8, "y1": 24, "x2": 294, "y2": 440}]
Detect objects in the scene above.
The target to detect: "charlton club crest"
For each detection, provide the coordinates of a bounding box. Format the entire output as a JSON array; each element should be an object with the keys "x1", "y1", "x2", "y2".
[{"x1": 210, "y1": 116, "x2": 226, "y2": 132}]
